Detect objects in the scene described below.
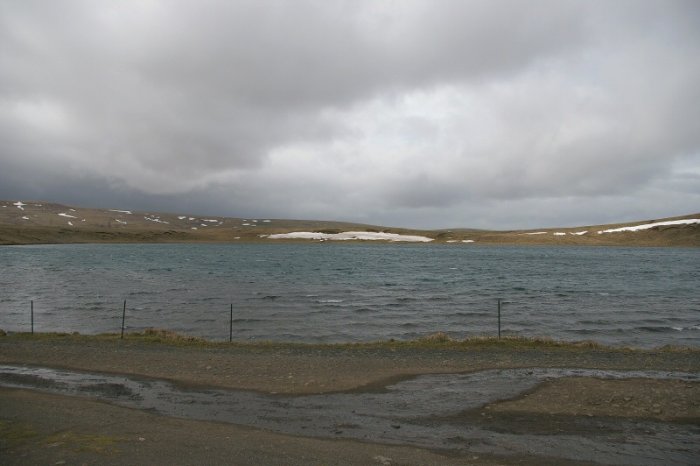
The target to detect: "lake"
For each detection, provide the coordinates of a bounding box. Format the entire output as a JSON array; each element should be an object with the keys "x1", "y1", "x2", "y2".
[{"x1": 0, "y1": 243, "x2": 698, "y2": 348}]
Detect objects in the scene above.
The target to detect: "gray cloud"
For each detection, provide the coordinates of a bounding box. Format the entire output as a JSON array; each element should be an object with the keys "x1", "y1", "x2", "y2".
[{"x1": 1, "y1": 0, "x2": 699, "y2": 229}]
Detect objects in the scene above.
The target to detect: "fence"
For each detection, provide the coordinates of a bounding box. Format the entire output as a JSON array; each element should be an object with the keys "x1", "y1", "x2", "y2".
[{"x1": 7, "y1": 298, "x2": 510, "y2": 343}]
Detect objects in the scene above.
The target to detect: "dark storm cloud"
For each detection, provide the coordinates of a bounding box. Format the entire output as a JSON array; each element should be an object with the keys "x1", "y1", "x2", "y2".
[{"x1": 1, "y1": 0, "x2": 699, "y2": 228}]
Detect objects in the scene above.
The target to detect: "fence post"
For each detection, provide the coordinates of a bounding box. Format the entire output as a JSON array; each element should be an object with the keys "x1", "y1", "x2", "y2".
[
  {"x1": 229, "y1": 303, "x2": 233, "y2": 343},
  {"x1": 497, "y1": 298, "x2": 501, "y2": 339},
  {"x1": 31, "y1": 300, "x2": 34, "y2": 335},
  {"x1": 121, "y1": 300, "x2": 126, "y2": 339}
]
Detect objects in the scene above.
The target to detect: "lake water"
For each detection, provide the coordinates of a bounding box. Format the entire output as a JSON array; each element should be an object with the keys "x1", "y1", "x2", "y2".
[{"x1": 0, "y1": 243, "x2": 698, "y2": 348}]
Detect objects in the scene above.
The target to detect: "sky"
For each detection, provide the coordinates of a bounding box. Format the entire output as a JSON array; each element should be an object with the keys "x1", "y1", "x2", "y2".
[{"x1": 1, "y1": 0, "x2": 699, "y2": 230}]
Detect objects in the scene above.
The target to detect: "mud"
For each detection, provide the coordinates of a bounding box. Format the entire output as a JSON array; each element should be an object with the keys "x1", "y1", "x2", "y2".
[{"x1": 2, "y1": 365, "x2": 699, "y2": 465}]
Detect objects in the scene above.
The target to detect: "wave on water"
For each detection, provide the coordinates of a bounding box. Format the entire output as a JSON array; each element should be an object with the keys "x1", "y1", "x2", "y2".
[
  {"x1": 449, "y1": 310, "x2": 493, "y2": 317},
  {"x1": 128, "y1": 290, "x2": 155, "y2": 296},
  {"x1": 427, "y1": 296, "x2": 451, "y2": 302},
  {"x1": 2, "y1": 243, "x2": 698, "y2": 348},
  {"x1": 634, "y1": 326, "x2": 689, "y2": 333},
  {"x1": 231, "y1": 318, "x2": 265, "y2": 324},
  {"x1": 400, "y1": 322, "x2": 419, "y2": 328},
  {"x1": 396, "y1": 296, "x2": 417, "y2": 302}
]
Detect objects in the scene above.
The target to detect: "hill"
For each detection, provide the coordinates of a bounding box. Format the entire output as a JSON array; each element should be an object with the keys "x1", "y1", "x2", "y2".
[{"x1": 0, "y1": 200, "x2": 698, "y2": 247}]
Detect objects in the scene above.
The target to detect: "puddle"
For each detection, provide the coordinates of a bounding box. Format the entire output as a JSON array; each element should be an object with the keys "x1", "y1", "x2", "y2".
[{"x1": 1, "y1": 365, "x2": 698, "y2": 465}]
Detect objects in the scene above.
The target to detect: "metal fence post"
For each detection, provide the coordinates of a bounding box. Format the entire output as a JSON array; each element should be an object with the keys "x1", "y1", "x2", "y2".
[
  {"x1": 121, "y1": 300, "x2": 126, "y2": 339},
  {"x1": 497, "y1": 298, "x2": 501, "y2": 339}
]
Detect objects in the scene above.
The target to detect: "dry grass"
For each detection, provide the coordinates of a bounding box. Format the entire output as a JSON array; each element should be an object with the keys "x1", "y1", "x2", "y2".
[
  {"x1": 4, "y1": 330, "x2": 697, "y2": 353},
  {"x1": 136, "y1": 328, "x2": 205, "y2": 342},
  {"x1": 416, "y1": 331, "x2": 453, "y2": 343}
]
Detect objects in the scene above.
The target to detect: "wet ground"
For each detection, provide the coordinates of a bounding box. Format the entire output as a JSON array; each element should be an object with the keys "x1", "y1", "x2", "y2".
[{"x1": 2, "y1": 365, "x2": 699, "y2": 465}]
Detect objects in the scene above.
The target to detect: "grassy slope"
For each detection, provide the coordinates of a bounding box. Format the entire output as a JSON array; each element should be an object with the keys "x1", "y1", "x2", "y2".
[
  {"x1": 8, "y1": 329, "x2": 696, "y2": 352},
  {"x1": 0, "y1": 199, "x2": 698, "y2": 246}
]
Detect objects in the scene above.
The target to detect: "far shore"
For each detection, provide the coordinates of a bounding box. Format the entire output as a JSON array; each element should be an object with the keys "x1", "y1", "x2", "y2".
[
  {"x1": 1, "y1": 200, "x2": 698, "y2": 247},
  {"x1": 1, "y1": 224, "x2": 698, "y2": 247}
]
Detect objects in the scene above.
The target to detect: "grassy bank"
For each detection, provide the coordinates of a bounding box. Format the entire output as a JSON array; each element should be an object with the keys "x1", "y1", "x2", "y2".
[{"x1": 3, "y1": 329, "x2": 697, "y2": 353}]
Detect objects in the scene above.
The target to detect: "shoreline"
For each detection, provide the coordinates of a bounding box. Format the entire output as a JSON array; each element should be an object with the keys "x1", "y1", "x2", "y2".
[
  {"x1": 1, "y1": 332, "x2": 698, "y2": 394},
  {"x1": 2, "y1": 234, "x2": 699, "y2": 248},
  {"x1": 1, "y1": 201, "x2": 699, "y2": 247},
  {"x1": 1, "y1": 333, "x2": 699, "y2": 465}
]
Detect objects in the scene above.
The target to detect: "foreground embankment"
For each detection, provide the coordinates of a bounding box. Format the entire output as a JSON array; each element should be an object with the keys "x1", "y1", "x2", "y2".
[
  {"x1": 1, "y1": 333, "x2": 699, "y2": 465},
  {"x1": 1, "y1": 332, "x2": 698, "y2": 393}
]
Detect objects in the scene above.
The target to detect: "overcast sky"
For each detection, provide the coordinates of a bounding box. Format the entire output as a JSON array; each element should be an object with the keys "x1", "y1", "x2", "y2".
[{"x1": 1, "y1": 0, "x2": 699, "y2": 229}]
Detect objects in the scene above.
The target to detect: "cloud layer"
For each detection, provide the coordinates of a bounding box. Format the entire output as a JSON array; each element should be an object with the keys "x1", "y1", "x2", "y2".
[{"x1": 1, "y1": 0, "x2": 699, "y2": 228}]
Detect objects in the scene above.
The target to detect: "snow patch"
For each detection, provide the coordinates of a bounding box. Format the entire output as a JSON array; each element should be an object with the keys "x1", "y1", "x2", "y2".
[
  {"x1": 262, "y1": 220, "x2": 271, "y2": 223},
  {"x1": 462, "y1": 239, "x2": 475, "y2": 243},
  {"x1": 268, "y1": 231, "x2": 434, "y2": 242},
  {"x1": 553, "y1": 232, "x2": 566, "y2": 236},
  {"x1": 571, "y1": 231, "x2": 588, "y2": 236},
  {"x1": 144, "y1": 216, "x2": 169, "y2": 224},
  {"x1": 597, "y1": 219, "x2": 700, "y2": 234},
  {"x1": 21, "y1": 216, "x2": 29, "y2": 220},
  {"x1": 191, "y1": 227, "x2": 198, "y2": 230},
  {"x1": 115, "y1": 219, "x2": 127, "y2": 225},
  {"x1": 203, "y1": 219, "x2": 218, "y2": 222},
  {"x1": 178, "y1": 216, "x2": 187, "y2": 220},
  {"x1": 13, "y1": 201, "x2": 26, "y2": 210},
  {"x1": 67, "y1": 221, "x2": 73, "y2": 226},
  {"x1": 58, "y1": 213, "x2": 77, "y2": 218},
  {"x1": 522, "y1": 231, "x2": 547, "y2": 235},
  {"x1": 109, "y1": 209, "x2": 132, "y2": 215}
]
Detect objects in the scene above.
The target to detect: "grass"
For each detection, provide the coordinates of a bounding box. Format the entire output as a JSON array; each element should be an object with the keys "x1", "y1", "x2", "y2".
[
  {"x1": 3, "y1": 329, "x2": 697, "y2": 353},
  {"x1": 0, "y1": 420, "x2": 39, "y2": 448},
  {"x1": 43, "y1": 432, "x2": 124, "y2": 453}
]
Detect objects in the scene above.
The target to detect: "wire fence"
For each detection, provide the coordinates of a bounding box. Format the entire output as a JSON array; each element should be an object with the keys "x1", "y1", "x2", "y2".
[
  {"x1": 5, "y1": 297, "x2": 698, "y2": 348},
  {"x1": 7, "y1": 297, "x2": 512, "y2": 343}
]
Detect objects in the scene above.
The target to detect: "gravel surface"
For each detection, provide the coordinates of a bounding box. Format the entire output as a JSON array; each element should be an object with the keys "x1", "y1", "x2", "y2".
[
  {"x1": 1, "y1": 335, "x2": 698, "y2": 394},
  {"x1": 1, "y1": 335, "x2": 698, "y2": 465}
]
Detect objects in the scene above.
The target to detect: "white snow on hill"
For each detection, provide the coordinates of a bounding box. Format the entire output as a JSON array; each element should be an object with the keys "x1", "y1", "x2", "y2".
[
  {"x1": 598, "y1": 219, "x2": 700, "y2": 234},
  {"x1": 268, "y1": 231, "x2": 434, "y2": 242}
]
